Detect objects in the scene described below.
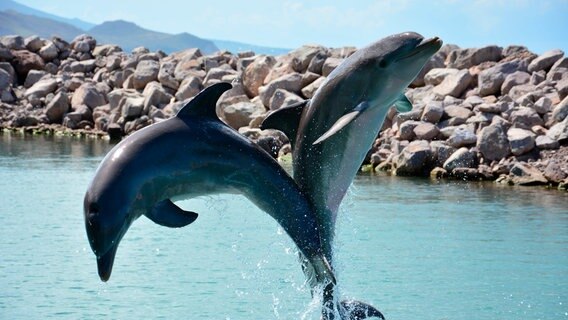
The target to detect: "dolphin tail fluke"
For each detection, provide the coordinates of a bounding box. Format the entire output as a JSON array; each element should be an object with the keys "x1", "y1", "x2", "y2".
[{"x1": 338, "y1": 300, "x2": 385, "y2": 320}]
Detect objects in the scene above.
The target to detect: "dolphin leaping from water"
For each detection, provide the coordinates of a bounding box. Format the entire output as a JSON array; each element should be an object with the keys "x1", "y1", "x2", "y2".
[
  {"x1": 263, "y1": 32, "x2": 442, "y2": 319},
  {"x1": 83, "y1": 82, "x2": 335, "y2": 289}
]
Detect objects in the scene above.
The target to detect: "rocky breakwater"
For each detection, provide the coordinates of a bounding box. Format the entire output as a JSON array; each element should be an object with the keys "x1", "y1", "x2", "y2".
[
  {"x1": 0, "y1": 34, "x2": 566, "y2": 189},
  {"x1": 370, "y1": 45, "x2": 568, "y2": 189}
]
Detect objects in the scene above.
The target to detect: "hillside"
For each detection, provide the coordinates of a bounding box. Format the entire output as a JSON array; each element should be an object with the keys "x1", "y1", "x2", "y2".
[
  {"x1": 87, "y1": 20, "x2": 219, "y2": 54},
  {"x1": 0, "y1": 0, "x2": 94, "y2": 30},
  {"x1": 0, "y1": 10, "x2": 83, "y2": 40}
]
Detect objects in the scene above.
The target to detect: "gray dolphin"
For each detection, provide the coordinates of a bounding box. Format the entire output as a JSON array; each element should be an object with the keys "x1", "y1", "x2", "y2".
[
  {"x1": 262, "y1": 32, "x2": 442, "y2": 319},
  {"x1": 83, "y1": 82, "x2": 335, "y2": 289}
]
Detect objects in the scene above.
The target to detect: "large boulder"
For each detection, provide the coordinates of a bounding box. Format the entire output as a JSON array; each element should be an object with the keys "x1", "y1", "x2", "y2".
[
  {"x1": 446, "y1": 46, "x2": 502, "y2": 69},
  {"x1": 394, "y1": 140, "x2": 433, "y2": 176},
  {"x1": 507, "y1": 128, "x2": 536, "y2": 156},
  {"x1": 501, "y1": 71, "x2": 530, "y2": 95},
  {"x1": 175, "y1": 76, "x2": 202, "y2": 101},
  {"x1": 38, "y1": 42, "x2": 58, "y2": 61},
  {"x1": 132, "y1": 60, "x2": 160, "y2": 90},
  {"x1": 527, "y1": 49, "x2": 564, "y2": 73},
  {"x1": 269, "y1": 89, "x2": 303, "y2": 111},
  {"x1": 0, "y1": 35, "x2": 25, "y2": 50},
  {"x1": 433, "y1": 69, "x2": 472, "y2": 98},
  {"x1": 10, "y1": 50, "x2": 45, "y2": 79},
  {"x1": 477, "y1": 124, "x2": 510, "y2": 161},
  {"x1": 71, "y1": 83, "x2": 107, "y2": 109},
  {"x1": 45, "y1": 92, "x2": 70, "y2": 123},
  {"x1": 24, "y1": 77, "x2": 58, "y2": 98},
  {"x1": 421, "y1": 101, "x2": 444, "y2": 123},
  {"x1": 478, "y1": 61, "x2": 524, "y2": 96},
  {"x1": 158, "y1": 60, "x2": 179, "y2": 90},
  {"x1": 301, "y1": 77, "x2": 325, "y2": 99},
  {"x1": 551, "y1": 96, "x2": 568, "y2": 122},
  {"x1": 443, "y1": 147, "x2": 477, "y2": 172},
  {"x1": 447, "y1": 126, "x2": 477, "y2": 148},
  {"x1": 510, "y1": 107, "x2": 543, "y2": 129},
  {"x1": 143, "y1": 82, "x2": 173, "y2": 112},
  {"x1": 222, "y1": 100, "x2": 266, "y2": 129},
  {"x1": 258, "y1": 73, "x2": 303, "y2": 107},
  {"x1": 509, "y1": 163, "x2": 548, "y2": 185},
  {"x1": 546, "y1": 117, "x2": 568, "y2": 143}
]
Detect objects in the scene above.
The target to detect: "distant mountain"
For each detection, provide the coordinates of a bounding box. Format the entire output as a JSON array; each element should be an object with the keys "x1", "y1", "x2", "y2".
[
  {"x1": 0, "y1": 10, "x2": 83, "y2": 40},
  {"x1": 0, "y1": 0, "x2": 94, "y2": 30},
  {"x1": 88, "y1": 20, "x2": 219, "y2": 54},
  {"x1": 0, "y1": 0, "x2": 290, "y2": 55},
  {"x1": 213, "y1": 39, "x2": 290, "y2": 56}
]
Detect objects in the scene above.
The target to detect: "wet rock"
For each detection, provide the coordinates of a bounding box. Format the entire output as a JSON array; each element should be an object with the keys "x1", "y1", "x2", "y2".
[
  {"x1": 394, "y1": 140, "x2": 433, "y2": 176},
  {"x1": 527, "y1": 49, "x2": 564, "y2": 73},
  {"x1": 509, "y1": 163, "x2": 548, "y2": 185},
  {"x1": 433, "y1": 69, "x2": 472, "y2": 98},
  {"x1": 447, "y1": 126, "x2": 477, "y2": 148},
  {"x1": 45, "y1": 91, "x2": 70, "y2": 123},
  {"x1": 543, "y1": 161, "x2": 568, "y2": 184},
  {"x1": 431, "y1": 141, "x2": 457, "y2": 166},
  {"x1": 133, "y1": 60, "x2": 160, "y2": 90},
  {"x1": 71, "y1": 83, "x2": 106, "y2": 109},
  {"x1": 446, "y1": 46, "x2": 502, "y2": 69},
  {"x1": 11, "y1": 114, "x2": 39, "y2": 127},
  {"x1": 477, "y1": 124, "x2": 510, "y2": 161},
  {"x1": 443, "y1": 147, "x2": 477, "y2": 172},
  {"x1": 269, "y1": 89, "x2": 303, "y2": 111},
  {"x1": 24, "y1": 77, "x2": 57, "y2": 98},
  {"x1": 508, "y1": 128, "x2": 536, "y2": 156}
]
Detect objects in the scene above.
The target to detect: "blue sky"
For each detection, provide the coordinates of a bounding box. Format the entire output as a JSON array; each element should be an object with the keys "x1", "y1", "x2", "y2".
[{"x1": 16, "y1": 0, "x2": 568, "y2": 54}]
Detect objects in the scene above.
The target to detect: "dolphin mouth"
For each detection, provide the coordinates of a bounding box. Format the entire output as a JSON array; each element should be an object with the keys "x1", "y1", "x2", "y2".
[
  {"x1": 96, "y1": 244, "x2": 118, "y2": 282},
  {"x1": 397, "y1": 36, "x2": 443, "y2": 61}
]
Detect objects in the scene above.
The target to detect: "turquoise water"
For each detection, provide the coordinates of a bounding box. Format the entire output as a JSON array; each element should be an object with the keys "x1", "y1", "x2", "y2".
[{"x1": 0, "y1": 133, "x2": 566, "y2": 319}]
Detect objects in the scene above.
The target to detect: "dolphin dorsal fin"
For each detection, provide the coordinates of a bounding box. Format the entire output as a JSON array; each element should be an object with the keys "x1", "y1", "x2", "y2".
[
  {"x1": 176, "y1": 82, "x2": 232, "y2": 119},
  {"x1": 260, "y1": 100, "x2": 309, "y2": 149}
]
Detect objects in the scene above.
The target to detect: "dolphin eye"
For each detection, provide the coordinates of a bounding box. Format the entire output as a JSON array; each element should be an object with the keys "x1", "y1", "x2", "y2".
[{"x1": 379, "y1": 60, "x2": 388, "y2": 68}]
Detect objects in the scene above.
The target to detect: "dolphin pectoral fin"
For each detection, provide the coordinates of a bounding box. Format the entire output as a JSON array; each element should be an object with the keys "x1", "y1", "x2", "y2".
[
  {"x1": 394, "y1": 93, "x2": 413, "y2": 112},
  {"x1": 260, "y1": 100, "x2": 309, "y2": 149},
  {"x1": 145, "y1": 199, "x2": 199, "y2": 228},
  {"x1": 313, "y1": 101, "x2": 370, "y2": 145},
  {"x1": 339, "y1": 300, "x2": 385, "y2": 320}
]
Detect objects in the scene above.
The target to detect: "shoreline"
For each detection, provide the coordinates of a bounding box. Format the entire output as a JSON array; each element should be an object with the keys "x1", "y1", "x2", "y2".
[{"x1": 1, "y1": 34, "x2": 567, "y2": 191}]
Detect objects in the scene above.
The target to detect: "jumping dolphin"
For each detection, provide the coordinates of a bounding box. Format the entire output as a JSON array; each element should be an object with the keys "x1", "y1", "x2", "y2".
[
  {"x1": 262, "y1": 32, "x2": 442, "y2": 319},
  {"x1": 83, "y1": 82, "x2": 335, "y2": 290}
]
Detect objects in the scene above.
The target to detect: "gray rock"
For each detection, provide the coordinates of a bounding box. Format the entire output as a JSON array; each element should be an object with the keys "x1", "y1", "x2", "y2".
[
  {"x1": 413, "y1": 122, "x2": 439, "y2": 140},
  {"x1": 551, "y1": 96, "x2": 568, "y2": 122},
  {"x1": 107, "y1": 88, "x2": 141, "y2": 110},
  {"x1": 158, "y1": 60, "x2": 179, "y2": 90},
  {"x1": 70, "y1": 59, "x2": 97, "y2": 73},
  {"x1": 507, "y1": 128, "x2": 536, "y2": 156},
  {"x1": 24, "y1": 36, "x2": 43, "y2": 52},
  {"x1": 269, "y1": 89, "x2": 303, "y2": 111},
  {"x1": 443, "y1": 147, "x2": 476, "y2": 172},
  {"x1": 289, "y1": 45, "x2": 327, "y2": 73},
  {"x1": 258, "y1": 73, "x2": 303, "y2": 107},
  {"x1": 394, "y1": 140, "x2": 433, "y2": 176},
  {"x1": 444, "y1": 105, "x2": 473, "y2": 124},
  {"x1": 24, "y1": 77, "x2": 57, "y2": 98},
  {"x1": 398, "y1": 120, "x2": 421, "y2": 140},
  {"x1": 223, "y1": 100, "x2": 266, "y2": 129},
  {"x1": 557, "y1": 78, "x2": 568, "y2": 100},
  {"x1": 501, "y1": 71, "x2": 530, "y2": 95},
  {"x1": 547, "y1": 67, "x2": 568, "y2": 81},
  {"x1": 133, "y1": 60, "x2": 160, "y2": 90},
  {"x1": 477, "y1": 124, "x2": 510, "y2": 161},
  {"x1": 175, "y1": 76, "x2": 202, "y2": 101},
  {"x1": 421, "y1": 101, "x2": 444, "y2": 123},
  {"x1": 547, "y1": 117, "x2": 568, "y2": 142},
  {"x1": 38, "y1": 42, "x2": 58, "y2": 61},
  {"x1": 433, "y1": 69, "x2": 472, "y2": 98},
  {"x1": 543, "y1": 161, "x2": 568, "y2": 184},
  {"x1": 447, "y1": 126, "x2": 477, "y2": 147},
  {"x1": 510, "y1": 107, "x2": 544, "y2": 129},
  {"x1": 203, "y1": 67, "x2": 237, "y2": 86},
  {"x1": 301, "y1": 77, "x2": 325, "y2": 99},
  {"x1": 0, "y1": 69, "x2": 11, "y2": 92},
  {"x1": 411, "y1": 53, "x2": 445, "y2": 87},
  {"x1": 424, "y1": 68, "x2": 459, "y2": 86},
  {"x1": 45, "y1": 92, "x2": 70, "y2": 123},
  {"x1": 92, "y1": 44, "x2": 122, "y2": 57},
  {"x1": 535, "y1": 135, "x2": 559, "y2": 149},
  {"x1": 71, "y1": 83, "x2": 106, "y2": 109},
  {"x1": 507, "y1": 83, "x2": 537, "y2": 101},
  {"x1": 533, "y1": 97, "x2": 552, "y2": 115},
  {"x1": 430, "y1": 141, "x2": 457, "y2": 166},
  {"x1": 143, "y1": 82, "x2": 173, "y2": 112},
  {"x1": 307, "y1": 52, "x2": 329, "y2": 75},
  {"x1": 0, "y1": 35, "x2": 25, "y2": 50},
  {"x1": 120, "y1": 96, "x2": 145, "y2": 118},
  {"x1": 446, "y1": 46, "x2": 502, "y2": 69},
  {"x1": 322, "y1": 57, "x2": 343, "y2": 77},
  {"x1": 72, "y1": 34, "x2": 96, "y2": 52},
  {"x1": 240, "y1": 55, "x2": 276, "y2": 97},
  {"x1": 11, "y1": 50, "x2": 45, "y2": 79},
  {"x1": 550, "y1": 56, "x2": 568, "y2": 73},
  {"x1": 478, "y1": 61, "x2": 524, "y2": 96},
  {"x1": 527, "y1": 49, "x2": 564, "y2": 73},
  {"x1": 510, "y1": 163, "x2": 548, "y2": 185}
]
